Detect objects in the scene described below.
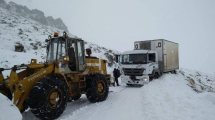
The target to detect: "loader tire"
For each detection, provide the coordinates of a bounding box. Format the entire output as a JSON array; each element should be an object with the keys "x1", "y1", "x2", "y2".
[
  {"x1": 86, "y1": 73, "x2": 109, "y2": 103},
  {"x1": 29, "y1": 77, "x2": 68, "y2": 120}
]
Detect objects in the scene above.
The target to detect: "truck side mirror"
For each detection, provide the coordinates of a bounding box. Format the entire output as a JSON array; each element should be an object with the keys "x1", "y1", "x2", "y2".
[{"x1": 115, "y1": 55, "x2": 119, "y2": 63}]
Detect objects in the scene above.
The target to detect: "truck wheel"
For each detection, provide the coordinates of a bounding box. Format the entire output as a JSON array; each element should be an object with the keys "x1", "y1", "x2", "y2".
[
  {"x1": 86, "y1": 73, "x2": 109, "y2": 103},
  {"x1": 29, "y1": 77, "x2": 68, "y2": 120},
  {"x1": 153, "y1": 73, "x2": 160, "y2": 79},
  {"x1": 171, "y1": 70, "x2": 177, "y2": 74},
  {"x1": 68, "y1": 92, "x2": 82, "y2": 102}
]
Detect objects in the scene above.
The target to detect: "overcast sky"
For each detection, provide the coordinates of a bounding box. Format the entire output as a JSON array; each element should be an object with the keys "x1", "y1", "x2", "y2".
[{"x1": 5, "y1": 0, "x2": 215, "y2": 74}]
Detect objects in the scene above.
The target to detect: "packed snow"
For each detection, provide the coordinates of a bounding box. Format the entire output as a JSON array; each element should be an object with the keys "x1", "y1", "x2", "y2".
[{"x1": 0, "y1": 93, "x2": 22, "y2": 120}]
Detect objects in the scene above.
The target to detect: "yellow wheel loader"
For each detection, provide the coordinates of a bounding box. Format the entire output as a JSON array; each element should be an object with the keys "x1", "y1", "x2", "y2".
[{"x1": 0, "y1": 32, "x2": 111, "y2": 120}]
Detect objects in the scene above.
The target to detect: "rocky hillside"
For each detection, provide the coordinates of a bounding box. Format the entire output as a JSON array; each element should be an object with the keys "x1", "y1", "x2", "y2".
[
  {"x1": 0, "y1": 0, "x2": 68, "y2": 31},
  {"x1": 179, "y1": 69, "x2": 215, "y2": 93},
  {"x1": 0, "y1": 6, "x2": 120, "y2": 77}
]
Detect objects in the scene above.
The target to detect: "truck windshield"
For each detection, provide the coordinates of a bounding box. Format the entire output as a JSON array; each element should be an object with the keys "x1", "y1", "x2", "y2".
[
  {"x1": 121, "y1": 54, "x2": 147, "y2": 64},
  {"x1": 47, "y1": 38, "x2": 66, "y2": 63}
]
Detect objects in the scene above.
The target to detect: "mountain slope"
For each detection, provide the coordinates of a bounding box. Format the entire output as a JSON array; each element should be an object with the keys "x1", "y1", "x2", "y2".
[
  {"x1": 0, "y1": 6, "x2": 119, "y2": 77},
  {"x1": 0, "y1": 0, "x2": 68, "y2": 31}
]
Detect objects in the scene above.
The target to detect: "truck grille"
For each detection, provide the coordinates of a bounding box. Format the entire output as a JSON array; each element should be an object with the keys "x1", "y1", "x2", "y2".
[{"x1": 123, "y1": 68, "x2": 144, "y2": 76}]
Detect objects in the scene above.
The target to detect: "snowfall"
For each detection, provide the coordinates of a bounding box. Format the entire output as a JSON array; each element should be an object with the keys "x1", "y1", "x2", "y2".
[{"x1": 0, "y1": 4, "x2": 215, "y2": 120}]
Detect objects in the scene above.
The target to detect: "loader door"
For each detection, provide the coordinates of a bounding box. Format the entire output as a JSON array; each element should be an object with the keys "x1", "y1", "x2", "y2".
[
  {"x1": 77, "y1": 40, "x2": 86, "y2": 71},
  {"x1": 67, "y1": 39, "x2": 86, "y2": 72},
  {"x1": 47, "y1": 38, "x2": 66, "y2": 63}
]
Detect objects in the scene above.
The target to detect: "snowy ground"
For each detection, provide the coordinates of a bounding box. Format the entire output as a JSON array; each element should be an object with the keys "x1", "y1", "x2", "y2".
[{"x1": 21, "y1": 71, "x2": 215, "y2": 120}]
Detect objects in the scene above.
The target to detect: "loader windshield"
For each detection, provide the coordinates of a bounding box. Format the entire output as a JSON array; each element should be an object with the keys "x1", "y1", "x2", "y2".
[
  {"x1": 47, "y1": 38, "x2": 66, "y2": 62},
  {"x1": 121, "y1": 54, "x2": 147, "y2": 64}
]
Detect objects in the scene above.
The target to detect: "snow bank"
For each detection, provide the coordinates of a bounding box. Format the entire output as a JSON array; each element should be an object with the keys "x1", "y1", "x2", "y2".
[
  {"x1": 0, "y1": 93, "x2": 22, "y2": 120},
  {"x1": 141, "y1": 73, "x2": 215, "y2": 120},
  {"x1": 52, "y1": 72, "x2": 215, "y2": 120}
]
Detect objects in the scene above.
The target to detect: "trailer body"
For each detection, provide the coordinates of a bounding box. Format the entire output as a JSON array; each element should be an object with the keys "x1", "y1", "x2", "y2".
[{"x1": 134, "y1": 39, "x2": 179, "y2": 73}]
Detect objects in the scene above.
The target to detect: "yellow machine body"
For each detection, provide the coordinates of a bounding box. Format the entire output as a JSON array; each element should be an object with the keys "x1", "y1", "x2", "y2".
[{"x1": 0, "y1": 35, "x2": 111, "y2": 113}]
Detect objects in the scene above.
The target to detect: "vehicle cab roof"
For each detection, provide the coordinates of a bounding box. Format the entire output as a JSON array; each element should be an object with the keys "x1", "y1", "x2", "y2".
[{"x1": 122, "y1": 49, "x2": 157, "y2": 54}]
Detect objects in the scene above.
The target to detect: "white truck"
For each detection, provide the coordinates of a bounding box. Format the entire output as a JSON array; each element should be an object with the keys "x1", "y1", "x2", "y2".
[{"x1": 116, "y1": 39, "x2": 179, "y2": 86}]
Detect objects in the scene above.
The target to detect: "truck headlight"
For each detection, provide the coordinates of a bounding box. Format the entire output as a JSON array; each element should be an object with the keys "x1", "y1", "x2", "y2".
[
  {"x1": 121, "y1": 77, "x2": 124, "y2": 80},
  {"x1": 144, "y1": 78, "x2": 147, "y2": 81}
]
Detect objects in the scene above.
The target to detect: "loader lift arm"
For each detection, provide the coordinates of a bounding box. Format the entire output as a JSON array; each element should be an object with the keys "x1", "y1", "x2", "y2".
[{"x1": 0, "y1": 63, "x2": 54, "y2": 110}]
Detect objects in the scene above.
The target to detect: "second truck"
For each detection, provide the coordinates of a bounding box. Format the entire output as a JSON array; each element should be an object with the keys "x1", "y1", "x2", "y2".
[{"x1": 116, "y1": 39, "x2": 179, "y2": 86}]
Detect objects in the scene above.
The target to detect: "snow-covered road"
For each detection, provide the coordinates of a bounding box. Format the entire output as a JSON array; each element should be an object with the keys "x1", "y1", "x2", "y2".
[{"x1": 22, "y1": 72, "x2": 215, "y2": 120}]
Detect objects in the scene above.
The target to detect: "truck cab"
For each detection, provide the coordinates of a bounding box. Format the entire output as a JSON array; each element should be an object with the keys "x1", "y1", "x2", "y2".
[
  {"x1": 118, "y1": 49, "x2": 160, "y2": 86},
  {"x1": 117, "y1": 39, "x2": 179, "y2": 86}
]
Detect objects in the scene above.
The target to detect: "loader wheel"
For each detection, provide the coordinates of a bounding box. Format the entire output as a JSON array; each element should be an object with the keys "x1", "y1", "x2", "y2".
[
  {"x1": 86, "y1": 73, "x2": 109, "y2": 103},
  {"x1": 68, "y1": 92, "x2": 82, "y2": 102},
  {"x1": 29, "y1": 77, "x2": 68, "y2": 120}
]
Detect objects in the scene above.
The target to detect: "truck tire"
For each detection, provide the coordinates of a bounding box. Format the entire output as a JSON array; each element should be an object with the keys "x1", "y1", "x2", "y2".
[
  {"x1": 171, "y1": 70, "x2": 177, "y2": 74},
  {"x1": 86, "y1": 73, "x2": 109, "y2": 103},
  {"x1": 68, "y1": 92, "x2": 82, "y2": 102},
  {"x1": 154, "y1": 72, "x2": 160, "y2": 79},
  {"x1": 29, "y1": 77, "x2": 68, "y2": 120}
]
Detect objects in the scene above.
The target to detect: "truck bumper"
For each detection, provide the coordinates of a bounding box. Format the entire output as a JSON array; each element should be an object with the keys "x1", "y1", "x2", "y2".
[{"x1": 120, "y1": 75, "x2": 149, "y2": 85}]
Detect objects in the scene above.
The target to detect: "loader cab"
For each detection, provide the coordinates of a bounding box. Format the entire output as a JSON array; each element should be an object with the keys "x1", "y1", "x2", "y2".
[
  {"x1": 67, "y1": 38, "x2": 86, "y2": 72},
  {"x1": 46, "y1": 32, "x2": 86, "y2": 73}
]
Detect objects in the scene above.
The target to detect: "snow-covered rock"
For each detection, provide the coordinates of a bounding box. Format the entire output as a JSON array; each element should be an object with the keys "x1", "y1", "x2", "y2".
[
  {"x1": 0, "y1": 93, "x2": 22, "y2": 120},
  {"x1": 179, "y1": 68, "x2": 215, "y2": 93}
]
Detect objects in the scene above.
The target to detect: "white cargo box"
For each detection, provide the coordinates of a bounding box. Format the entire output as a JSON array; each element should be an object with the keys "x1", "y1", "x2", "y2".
[{"x1": 134, "y1": 39, "x2": 179, "y2": 72}]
